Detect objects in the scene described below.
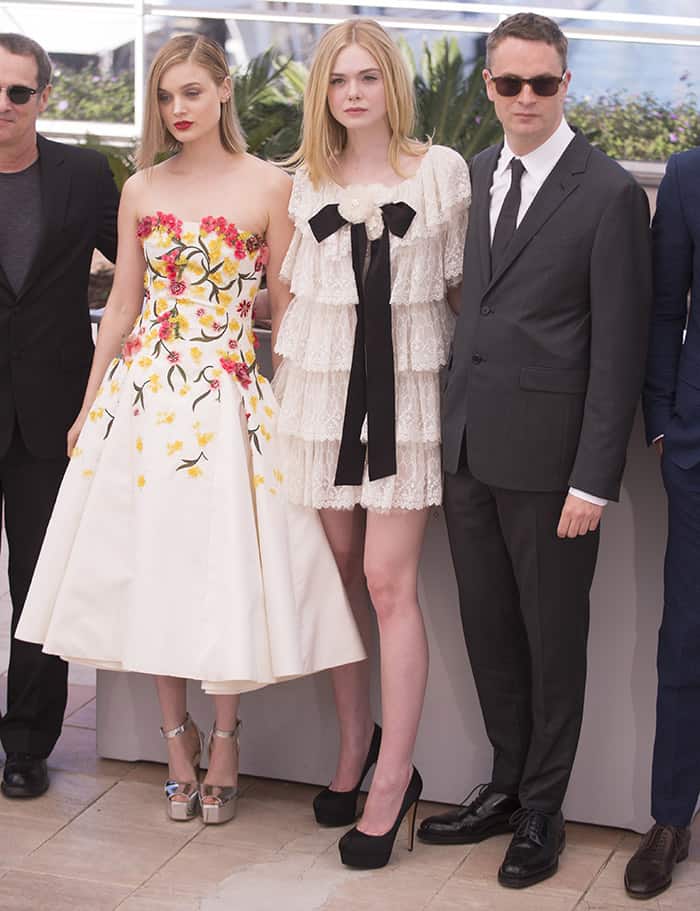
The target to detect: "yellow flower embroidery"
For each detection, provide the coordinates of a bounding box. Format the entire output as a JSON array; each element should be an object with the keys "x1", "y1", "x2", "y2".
[
  {"x1": 153, "y1": 278, "x2": 167, "y2": 291},
  {"x1": 250, "y1": 395, "x2": 258, "y2": 413},
  {"x1": 192, "y1": 286, "x2": 205, "y2": 297},
  {"x1": 260, "y1": 424, "x2": 271, "y2": 442},
  {"x1": 219, "y1": 293, "x2": 232, "y2": 307},
  {"x1": 245, "y1": 349, "x2": 255, "y2": 366},
  {"x1": 138, "y1": 356, "x2": 152, "y2": 369},
  {"x1": 82, "y1": 469, "x2": 94, "y2": 479},
  {"x1": 110, "y1": 381, "x2": 120, "y2": 395},
  {"x1": 258, "y1": 375, "x2": 267, "y2": 386},
  {"x1": 223, "y1": 259, "x2": 239, "y2": 277},
  {"x1": 149, "y1": 374, "x2": 162, "y2": 393},
  {"x1": 230, "y1": 319, "x2": 241, "y2": 333},
  {"x1": 167, "y1": 440, "x2": 183, "y2": 456},
  {"x1": 197, "y1": 432, "x2": 214, "y2": 447},
  {"x1": 89, "y1": 407, "x2": 104, "y2": 422},
  {"x1": 215, "y1": 304, "x2": 226, "y2": 318},
  {"x1": 156, "y1": 411, "x2": 176, "y2": 425},
  {"x1": 71, "y1": 446, "x2": 83, "y2": 458},
  {"x1": 137, "y1": 475, "x2": 146, "y2": 488},
  {"x1": 253, "y1": 474, "x2": 265, "y2": 488},
  {"x1": 264, "y1": 405, "x2": 274, "y2": 418},
  {"x1": 199, "y1": 313, "x2": 214, "y2": 328},
  {"x1": 273, "y1": 469, "x2": 284, "y2": 484},
  {"x1": 208, "y1": 238, "x2": 223, "y2": 261},
  {"x1": 190, "y1": 347, "x2": 202, "y2": 362},
  {"x1": 187, "y1": 466, "x2": 203, "y2": 478},
  {"x1": 179, "y1": 384, "x2": 191, "y2": 397},
  {"x1": 182, "y1": 231, "x2": 196, "y2": 245},
  {"x1": 135, "y1": 437, "x2": 143, "y2": 452}
]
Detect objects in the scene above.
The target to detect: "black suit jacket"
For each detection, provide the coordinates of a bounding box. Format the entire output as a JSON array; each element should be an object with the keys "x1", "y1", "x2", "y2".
[
  {"x1": 442, "y1": 130, "x2": 652, "y2": 501},
  {"x1": 0, "y1": 135, "x2": 119, "y2": 459}
]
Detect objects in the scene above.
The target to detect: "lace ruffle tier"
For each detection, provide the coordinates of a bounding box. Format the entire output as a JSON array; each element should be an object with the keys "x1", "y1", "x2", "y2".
[{"x1": 276, "y1": 144, "x2": 471, "y2": 511}]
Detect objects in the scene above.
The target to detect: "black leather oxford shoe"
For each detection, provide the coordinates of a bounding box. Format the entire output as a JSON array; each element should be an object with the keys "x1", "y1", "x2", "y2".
[
  {"x1": 417, "y1": 783, "x2": 520, "y2": 845},
  {"x1": 624, "y1": 824, "x2": 691, "y2": 899},
  {"x1": 498, "y1": 808, "x2": 565, "y2": 888},
  {"x1": 2, "y1": 753, "x2": 49, "y2": 798}
]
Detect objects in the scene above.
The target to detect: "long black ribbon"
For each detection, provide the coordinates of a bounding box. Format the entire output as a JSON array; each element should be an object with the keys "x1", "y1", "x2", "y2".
[{"x1": 309, "y1": 201, "x2": 415, "y2": 485}]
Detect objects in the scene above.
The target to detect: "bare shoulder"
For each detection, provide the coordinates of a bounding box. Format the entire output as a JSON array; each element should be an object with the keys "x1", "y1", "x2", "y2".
[{"x1": 241, "y1": 153, "x2": 292, "y2": 196}]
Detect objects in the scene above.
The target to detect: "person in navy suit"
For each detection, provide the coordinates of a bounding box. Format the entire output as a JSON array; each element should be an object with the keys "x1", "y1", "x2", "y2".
[{"x1": 629, "y1": 148, "x2": 700, "y2": 899}]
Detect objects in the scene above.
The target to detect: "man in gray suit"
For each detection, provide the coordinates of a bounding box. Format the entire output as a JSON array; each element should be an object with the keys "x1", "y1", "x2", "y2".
[{"x1": 418, "y1": 13, "x2": 652, "y2": 888}]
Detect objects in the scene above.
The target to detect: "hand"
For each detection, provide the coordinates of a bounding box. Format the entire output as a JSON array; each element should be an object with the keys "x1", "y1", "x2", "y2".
[
  {"x1": 556, "y1": 493, "x2": 603, "y2": 539},
  {"x1": 654, "y1": 438, "x2": 664, "y2": 457},
  {"x1": 67, "y1": 411, "x2": 88, "y2": 457}
]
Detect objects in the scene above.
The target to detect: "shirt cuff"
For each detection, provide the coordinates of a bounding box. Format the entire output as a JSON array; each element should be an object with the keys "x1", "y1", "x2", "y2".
[{"x1": 568, "y1": 487, "x2": 608, "y2": 507}]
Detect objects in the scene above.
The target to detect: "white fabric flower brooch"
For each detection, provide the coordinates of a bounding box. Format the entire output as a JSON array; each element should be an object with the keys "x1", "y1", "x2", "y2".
[{"x1": 337, "y1": 186, "x2": 385, "y2": 241}]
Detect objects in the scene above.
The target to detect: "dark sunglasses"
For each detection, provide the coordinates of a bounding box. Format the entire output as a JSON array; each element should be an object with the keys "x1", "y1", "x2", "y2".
[
  {"x1": 487, "y1": 72, "x2": 566, "y2": 98},
  {"x1": 1, "y1": 84, "x2": 41, "y2": 105}
]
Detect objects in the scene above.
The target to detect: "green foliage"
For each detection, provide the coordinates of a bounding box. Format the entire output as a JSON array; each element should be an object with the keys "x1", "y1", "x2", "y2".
[
  {"x1": 44, "y1": 67, "x2": 134, "y2": 123},
  {"x1": 402, "y1": 38, "x2": 501, "y2": 158},
  {"x1": 567, "y1": 90, "x2": 700, "y2": 160},
  {"x1": 233, "y1": 49, "x2": 305, "y2": 161}
]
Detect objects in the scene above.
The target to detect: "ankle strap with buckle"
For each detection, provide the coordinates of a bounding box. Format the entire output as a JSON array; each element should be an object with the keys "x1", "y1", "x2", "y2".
[{"x1": 160, "y1": 712, "x2": 193, "y2": 740}]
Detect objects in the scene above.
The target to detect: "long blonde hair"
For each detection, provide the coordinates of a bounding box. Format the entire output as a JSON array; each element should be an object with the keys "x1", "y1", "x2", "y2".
[
  {"x1": 289, "y1": 18, "x2": 429, "y2": 186},
  {"x1": 138, "y1": 34, "x2": 247, "y2": 170}
]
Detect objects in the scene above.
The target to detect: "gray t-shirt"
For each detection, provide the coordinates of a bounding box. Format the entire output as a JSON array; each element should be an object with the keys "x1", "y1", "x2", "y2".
[{"x1": 0, "y1": 159, "x2": 42, "y2": 295}]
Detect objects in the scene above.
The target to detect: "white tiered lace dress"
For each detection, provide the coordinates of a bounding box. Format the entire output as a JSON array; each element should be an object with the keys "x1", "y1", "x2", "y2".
[{"x1": 275, "y1": 144, "x2": 471, "y2": 511}]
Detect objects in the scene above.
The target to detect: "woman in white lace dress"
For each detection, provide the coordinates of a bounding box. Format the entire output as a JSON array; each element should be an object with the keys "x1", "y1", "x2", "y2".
[{"x1": 273, "y1": 19, "x2": 470, "y2": 867}]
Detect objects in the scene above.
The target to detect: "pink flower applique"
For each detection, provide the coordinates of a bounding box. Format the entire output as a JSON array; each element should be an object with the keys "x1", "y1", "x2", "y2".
[
  {"x1": 122, "y1": 334, "x2": 142, "y2": 358},
  {"x1": 169, "y1": 280, "x2": 186, "y2": 297},
  {"x1": 233, "y1": 361, "x2": 252, "y2": 389},
  {"x1": 237, "y1": 299, "x2": 252, "y2": 318},
  {"x1": 167, "y1": 351, "x2": 181, "y2": 364}
]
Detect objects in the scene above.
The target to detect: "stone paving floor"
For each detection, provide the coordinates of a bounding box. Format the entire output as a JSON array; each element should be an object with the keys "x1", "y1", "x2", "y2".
[{"x1": 0, "y1": 543, "x2": 698, "y2": 910}]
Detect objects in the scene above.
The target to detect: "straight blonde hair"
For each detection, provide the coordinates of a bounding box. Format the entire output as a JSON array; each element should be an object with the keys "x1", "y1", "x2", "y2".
[
  {"x1": 289, "y1": 18, "x2": 429, "y2": 187},
  {"x1": 138, "y1": 34, "x2": 246, "y2": 170}
]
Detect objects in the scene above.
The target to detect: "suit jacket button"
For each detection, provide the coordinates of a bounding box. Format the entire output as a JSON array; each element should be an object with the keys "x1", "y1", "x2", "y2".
[
  {"x1": 472, "y1": 354, "x2": 483, "y2": 365},
  {"x1": 480, "y1": 305, "x2": 492, "y2": 315}
]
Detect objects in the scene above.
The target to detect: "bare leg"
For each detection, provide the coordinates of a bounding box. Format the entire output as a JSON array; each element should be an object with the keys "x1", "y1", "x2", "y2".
[
  {"x1": 202, "y1": 694, "x2": 240, "y2": 803},
  {"x1": 155, "y1": 675, "x2": 200, "y2": 800},
  {"x1": 320, "y1": 507, "x2": 376, "y2": 791},
  {"x1": 358, "y1": 508, "x2": 429, "y2": 835}
]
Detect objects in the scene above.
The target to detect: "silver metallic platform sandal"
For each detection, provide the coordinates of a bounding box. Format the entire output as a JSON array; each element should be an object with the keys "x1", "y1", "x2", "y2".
[
  {"x1": 200, "y1": 719, "x2": 241, "y2": 825},
  {"x1": 161, "y1": 713, "x2": 202, "y2": 821}
]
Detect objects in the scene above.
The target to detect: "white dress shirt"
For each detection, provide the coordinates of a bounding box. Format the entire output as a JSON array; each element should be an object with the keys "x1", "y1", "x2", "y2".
[{"x1": 489, "y1": 118, "x2": 607, "y2": 508}]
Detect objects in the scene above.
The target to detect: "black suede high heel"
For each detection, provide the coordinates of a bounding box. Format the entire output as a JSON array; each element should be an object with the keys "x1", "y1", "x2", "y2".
[
  {"x1": 338, "y1": 766, "x2": 423, "y2": 869},
  {"x1": 313, "y1": 724, "x2": 382, "y2": 826}
]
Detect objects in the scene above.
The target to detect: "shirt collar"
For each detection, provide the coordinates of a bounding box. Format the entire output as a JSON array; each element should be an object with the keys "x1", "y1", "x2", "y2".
[{"x1": 497, "y1": 119, "x2": 575, "y2": 180}]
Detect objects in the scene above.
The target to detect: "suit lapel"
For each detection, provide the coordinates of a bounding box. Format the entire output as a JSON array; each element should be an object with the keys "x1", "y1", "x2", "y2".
[
  {"x1": 485, "y1": 131, "x2": 592, "y2": 293},
  {"x1": 16, "y1": 135, "x2": 70, "y2": 300},
  {"x1": 474, "y1": 144, "x2": 501, "y2": 290}
]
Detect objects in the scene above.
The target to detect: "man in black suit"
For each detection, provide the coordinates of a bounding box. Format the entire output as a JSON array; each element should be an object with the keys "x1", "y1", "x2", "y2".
[
  {"x1": 0, "y1": 34, "x2": 118, "y2": 797},
  {"x1": 418, "y1": 13, "x2": 652, "y2": 887}
]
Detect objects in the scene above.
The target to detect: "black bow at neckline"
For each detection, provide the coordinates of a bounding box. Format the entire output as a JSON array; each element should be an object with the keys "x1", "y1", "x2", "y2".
[{"x1": 309, "y1": 200, "x2": 416, "y2": 486}]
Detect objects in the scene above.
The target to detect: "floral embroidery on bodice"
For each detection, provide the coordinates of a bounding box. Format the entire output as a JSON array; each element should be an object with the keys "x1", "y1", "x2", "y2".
[{"x1": 88, "y1": 212, "x2": 279, "y2": 488}]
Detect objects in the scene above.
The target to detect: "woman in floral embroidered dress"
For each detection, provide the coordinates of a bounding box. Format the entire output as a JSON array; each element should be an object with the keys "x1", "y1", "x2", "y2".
[
  {"x1": 274, "y1": 19, "x2": 470, "y2": 867},
  {"x1": 16, "y1": 34, "x2": 364, "y2": 825}
]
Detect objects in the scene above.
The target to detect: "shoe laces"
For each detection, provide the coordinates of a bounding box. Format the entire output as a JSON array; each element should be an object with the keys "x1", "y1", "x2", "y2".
[
  {"x1": 459, "y1": 782, "x2": 491, "y2": 811},
  {"x1": 510, "y1": 808, "x2": 547, "y2": 847},
  {"x1": 639, "y1": 825, "x2": 680, "y2": 862}
]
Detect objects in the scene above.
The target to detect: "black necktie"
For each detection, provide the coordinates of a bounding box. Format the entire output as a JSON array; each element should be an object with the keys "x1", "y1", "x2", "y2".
[{"x1": 491, "y1": 158, "x2": 525, "y2": 275}]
